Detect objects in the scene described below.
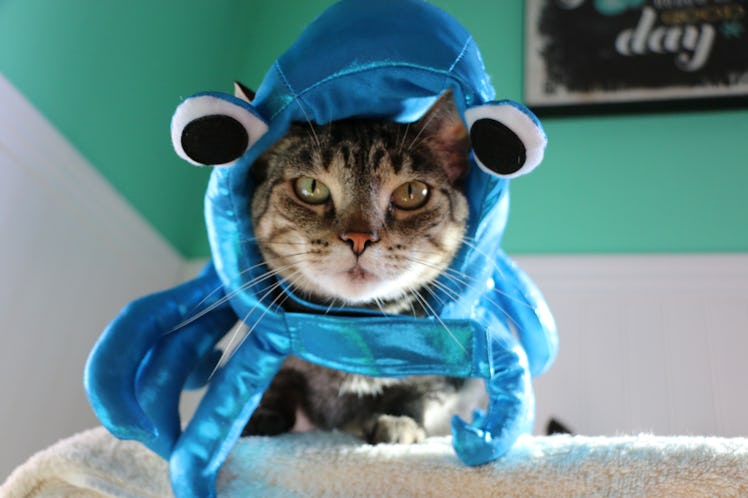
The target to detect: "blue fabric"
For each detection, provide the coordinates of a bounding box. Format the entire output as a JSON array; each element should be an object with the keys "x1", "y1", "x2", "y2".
[{"x1": 85, "y1": 1, "x2": 558, "y2": 497}]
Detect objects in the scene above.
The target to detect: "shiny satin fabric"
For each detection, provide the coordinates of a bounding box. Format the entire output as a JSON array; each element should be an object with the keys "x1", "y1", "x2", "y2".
[{"x1": 85, "y1": 1, "x2": 558, "y2": 497}]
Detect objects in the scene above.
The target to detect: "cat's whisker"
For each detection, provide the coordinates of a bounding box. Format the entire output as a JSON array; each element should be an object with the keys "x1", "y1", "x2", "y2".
[
  {"x1": 184, "y1": 257, "x2": 278, "y2": 316},
  {"x1": 401, "y1": 254, "x2": 469, "y2": 284},
  {"x1": 408, "y1": 288, "x2": 468, "y2": 357},
  {"x1": 222, "y1": 251, "x2": 312, "y2": 280},
  {"x1": 242, "y1": 273, "x2": 296, "y2": 333},
  {"x1": 236, "y1": 234, "x2": 259, "y2": 244},
  {"x1": 420, "y1": 239, "x2": 534, "y2": 312},
  {"x1": 166, "y1": 263, "x2": 300, "y2": 335},
  {"x1": 419, "y1": 280, "x2": 506, "y2": 356},
  {"x1": 373, "y1": 297, "x2": 389, "y2": 317},
  {"x1": 209, "y1": 271, "x2": 298, "y2": 378},
  {"x1": 421, "y1": 279, "x2": 496, "y2": 333},
  {"x1": 429, "y1": 278, "x2": 478, "y2": 308},
  {"x1": 407, "y1": 288, "x2": 430, "y2": 318},
  {"x1": 325, "y1": 118, "x2": 333, "y2": 143},
  {"x1": 236, "y1": 235, "x2": 310, "y2": 252},
  {"x1": 237, "y1": 276, "x2": 288, "y2": 342},
  {"x1": 420, "y1": 279, "x2": 492, "y2": 332},
  {"x1": 189, "y1": 281, "x2": 233, "y2": 317},
  {"x1": 175, "y1": 249, "x2": 313, "y2": 333},
  {"x1": 405, "y1": 128, "x2": 426, "y2": 152},
  {"x1": 206, "y1": 319, "x2": 246, "y2": 381},
  {"x1": 405, "y1": 112, "x2": 439, "y2": 152},
  {"x1": 406, "y1": 296, "x2": 418, "y2": 318},
  {"x1": 423, "y1": 277, "x2": 459, "y2": 301},
  {"x1": 273, "y1": 267, "x2": 324, "y2": 306},
  {"x1": 404, "y1": 256, "x2": 526, "y2": 334},
  {"x1": 274, "y1": 269, "x2": 307, "y2": 299},
  {"x1": 441, "y1": 276, "x2": 523, "y2": 333},
  {"x1": 406, "y1": 132, "x2": 438, "y2": 154},
  {"x1": 209, "y1": 270, "x2": 302, "y2": 378},
  {"x1": 425, "y1": 278, "x2": 503, "y2": 331},
  {"x1": 419, "y1": 281, "x2": 448, "y2": 309},
  {"x1": 323, "y1": 297, "x2": 340, "y2": 316},
  {"x1": 459, "y1": 236, "x2": 508, "y2": 281},
  {"x1": 263, "y1": 241, "x2": 310, "y2": 247},
  {"x1": 398, "y1": 122, "x2": 412, "y2": 154},
  {"x1": 292, "y1": 96, "x2": 322, "y2": 150},
  {"x1": 267, "y1": 250, "x2": 319, "y2": 260},
  {"x1": 414, "y1": 259, "x2": 490, "y2": 296}
]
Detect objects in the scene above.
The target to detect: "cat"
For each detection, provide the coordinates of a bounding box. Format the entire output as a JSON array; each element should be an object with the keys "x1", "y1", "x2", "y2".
[{"x1": 242, "y1": 90, "x2": 486, "y2": 444}]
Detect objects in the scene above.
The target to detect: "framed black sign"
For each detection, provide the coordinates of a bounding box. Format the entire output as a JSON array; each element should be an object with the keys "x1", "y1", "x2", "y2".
[{"x1": 524, "y1": 0, "x2": 748, "y2": 113}]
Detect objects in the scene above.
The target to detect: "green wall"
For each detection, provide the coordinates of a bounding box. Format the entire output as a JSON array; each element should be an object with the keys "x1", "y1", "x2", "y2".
[
  {"x1": 2, "y1": 1, "x2": 747, "y2": 257},
  {"x1": 0, "y1": 0, "x2": 232, "y2": 256}
]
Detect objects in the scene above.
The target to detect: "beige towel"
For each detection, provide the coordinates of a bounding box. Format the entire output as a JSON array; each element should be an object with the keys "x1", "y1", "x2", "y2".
[{"x1": 3, "y1": 427, "x2": 747, "y2": 497}]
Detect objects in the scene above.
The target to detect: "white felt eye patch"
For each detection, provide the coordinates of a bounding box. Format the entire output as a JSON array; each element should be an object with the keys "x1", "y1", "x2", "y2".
[
  {"x1": 464, "y1": 102, "x2": 547, "y2": 179},
  {"x1": 171, "y1": 93, "x2": 268, "y2": 167}
]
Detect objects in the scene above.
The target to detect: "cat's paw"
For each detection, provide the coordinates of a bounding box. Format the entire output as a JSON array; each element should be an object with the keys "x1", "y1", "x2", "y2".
[
  {"x1": 366, "y1": 414, "x2": 426, "y2": 444},
  {"x1": 242, "y1": 407, "x2": 295, "y2": 437}
]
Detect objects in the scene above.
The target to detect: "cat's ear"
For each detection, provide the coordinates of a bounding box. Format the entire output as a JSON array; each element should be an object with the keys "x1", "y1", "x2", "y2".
[
  {"x1": 415, "y1": 90, "x2": 470, "y2": 184},
  {"x1": 171, "y1": 92, "x2": 268, "y2": 167},
  {"x1": 233, "y1": 81, "x2": 256, "y2": 103},
  {"x1": 464, "y1": 101, "x2": 546, "y2": 179}
]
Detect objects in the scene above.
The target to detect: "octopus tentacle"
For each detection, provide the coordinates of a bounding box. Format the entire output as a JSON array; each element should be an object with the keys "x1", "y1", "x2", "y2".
[
  {"x1": 84, "y1": 263, "x2": 236, "y2": 448},
  {"x1": 169, "y1": 326, "x2": 288, "y2": 498},
  {"x1": 135, "y1": 296, "x2": 237, "y2": 457},
  {"x1": 492, "y1": 250, "x2": 558, "y2": 377},
  {"x1": 451, "y1": 310, "x2": 533, "y2": 465}
]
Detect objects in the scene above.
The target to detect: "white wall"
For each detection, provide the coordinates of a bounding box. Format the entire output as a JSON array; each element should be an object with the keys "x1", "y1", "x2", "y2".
[
  {"x1": 522, "y1": 254, "x2": 748, "y2": 437},
  {"x1": 0, "y1": 75, "x2": 187, "y2": 479}
]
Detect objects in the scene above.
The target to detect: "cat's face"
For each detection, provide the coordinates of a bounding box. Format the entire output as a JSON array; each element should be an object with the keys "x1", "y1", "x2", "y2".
[{"x1": 251, "y1": 94, "x2": 469, "y2": 308}]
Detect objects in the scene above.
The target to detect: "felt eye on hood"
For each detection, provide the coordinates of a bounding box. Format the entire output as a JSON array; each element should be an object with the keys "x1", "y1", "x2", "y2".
[
  {"x1": 391, "y1": 180, "x2": 429, "y2": 210},
  {"x1": 465, "y1": 101, "x2": 547, "y2": 179},
  {"x1": 294, "y1": 177, "x2": 330, "y2": 204},
  {"x1": 171, "y1": 93, "x2": 268, "y2": 167}
]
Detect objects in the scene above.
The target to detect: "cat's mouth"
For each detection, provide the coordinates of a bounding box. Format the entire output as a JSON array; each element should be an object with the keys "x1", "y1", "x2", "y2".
[{"x1": 345, "y1": 265, "x2": 377, "y2": 283}]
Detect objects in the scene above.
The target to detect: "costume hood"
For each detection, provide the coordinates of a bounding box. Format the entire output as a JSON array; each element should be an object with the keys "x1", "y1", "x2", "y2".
[{"x1": 170, "y1": 0, "x2": 554, "y2": 376}]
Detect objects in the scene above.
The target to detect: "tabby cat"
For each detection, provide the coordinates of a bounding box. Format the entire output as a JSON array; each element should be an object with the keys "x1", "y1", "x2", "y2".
[{"x1": 243, "y1": 91, "x2": 485, "y2": 443}]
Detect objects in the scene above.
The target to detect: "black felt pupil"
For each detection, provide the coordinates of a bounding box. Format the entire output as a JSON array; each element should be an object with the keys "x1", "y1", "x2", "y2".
[
  {"x1": 181, "y1": 115, "x2": 248, "y2": 165},
  {"x1": 470, "y1": 118, "x2": 526, "y2": 175}
]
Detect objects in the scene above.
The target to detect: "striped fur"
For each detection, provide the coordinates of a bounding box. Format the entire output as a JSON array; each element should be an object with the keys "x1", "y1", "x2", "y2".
[
  {"x1": 245, "y1": 92, "x2": 483, "y2": 444},
  {"x1": 251, "y1": 92, "x2": 469, "y2": 310}
]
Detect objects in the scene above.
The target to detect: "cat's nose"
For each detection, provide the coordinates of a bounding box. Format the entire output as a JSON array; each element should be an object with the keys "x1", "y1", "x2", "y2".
[{"x1": 340, "y1": 231, "x2": 379, "y2": 256}]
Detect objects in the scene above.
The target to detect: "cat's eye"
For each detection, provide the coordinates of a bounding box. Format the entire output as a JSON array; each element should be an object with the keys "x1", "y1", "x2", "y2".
[
  {"x1": 390, "y1": 181, "x2": 429, "y2": 210},
  {"x1": 294, "y1": 176, "x2": 330, "y2": 204}
]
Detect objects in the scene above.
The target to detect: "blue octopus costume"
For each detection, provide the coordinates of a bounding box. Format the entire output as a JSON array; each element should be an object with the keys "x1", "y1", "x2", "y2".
[{"x1": 85, "y1": 1, "x2": 558, "y2": 496}]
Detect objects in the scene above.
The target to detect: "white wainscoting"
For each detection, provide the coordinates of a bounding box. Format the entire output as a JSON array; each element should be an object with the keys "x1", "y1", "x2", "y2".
[
  {"x1": 0, "y1": 75, "x2": 186, "y2": 478},
  {"x1": 518, "y1": 254, "x2": 748, "y2": 438}
]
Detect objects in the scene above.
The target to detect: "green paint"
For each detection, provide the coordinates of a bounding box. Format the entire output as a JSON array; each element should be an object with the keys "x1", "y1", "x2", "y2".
[
  {"x1": 2, "y1": 0, "x2": 746, "y2": 257},
  {"x1": 507, "y1": 109, "x2": 748, "y2": 253},
  {"x1": 0, "y1": 0, "x2": 243, "y2": 257}
]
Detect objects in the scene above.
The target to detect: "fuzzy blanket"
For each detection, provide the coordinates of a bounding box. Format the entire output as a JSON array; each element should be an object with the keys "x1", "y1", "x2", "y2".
[{"x1": 3, "y1": 427, "x2": 748, "y2": 497}]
